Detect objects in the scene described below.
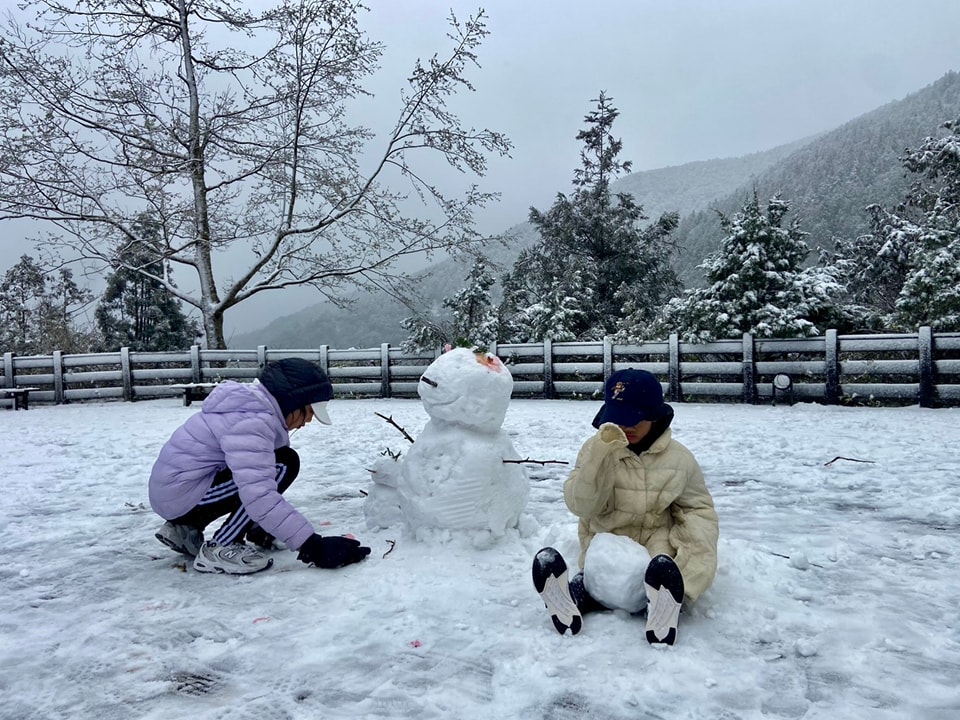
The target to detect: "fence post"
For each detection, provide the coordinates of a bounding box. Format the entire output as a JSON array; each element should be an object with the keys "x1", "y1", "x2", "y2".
[
  {"x1": 825, "y1": 329, "x2": 840, "y2": 405},
  {"x1": 741, "y1": 333, "x2": 756, "y2": 404},
  {"x1": 918, "y1": 326, "x2": 936, "y2": 408},
  {"x1": 3, "y1": 352, "x2": 12, "y2": 388},
  {"x1": 120, "y1": 347, "x2": 133, "y2": 402},
  {"x1": 319, "y1": 345, "x2": 329, "y2": 374},
  {"x1": 381, "y1": 343, "x2": 392, "y2": 399},
  {"x1": 602, "y1": 336, "x2": 613, "y2": 384},
  {"x1": 543, "y1": 338, "x2": 554, "y2": 399},
  {"x1": 190, "y1": 345, "x2": 201, "y2": 383},
  {"x1": 257, "y1": 345, "x2": 268, "y2": 369},
  {"x1": 52, "y1": 350, "x2": 64, "y2": 405},
  {"x1": 668, "y1": 333, "x2": 681, "y2": 402}
]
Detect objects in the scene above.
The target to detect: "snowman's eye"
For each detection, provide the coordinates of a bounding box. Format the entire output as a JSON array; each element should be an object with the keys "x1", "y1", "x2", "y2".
[{"x1": 420, "y1": 375, "x2": 438, "y2": 387}]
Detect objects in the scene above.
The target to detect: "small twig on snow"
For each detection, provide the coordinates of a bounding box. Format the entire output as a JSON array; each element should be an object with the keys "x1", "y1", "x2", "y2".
[
  {"x1": 503, "y1": 458, "x2": 569, "y2": 466},
  {"x1": 766, "y1": 550, "x2": 824, "y2": 569},
  {"x1": 824, "y1": 456, "x2": 876, "y2": 466},
  {"x1": 375, "y1": 412, "x2": 415, "y2": 443},
  {"x1": 383, "y1": 539, "x2": 396, "y2": 559}
]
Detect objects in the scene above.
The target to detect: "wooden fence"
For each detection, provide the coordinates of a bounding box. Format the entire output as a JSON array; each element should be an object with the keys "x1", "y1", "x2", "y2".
[{"x1": 2, "y1": 328, "x2": 960, "y2": 409}]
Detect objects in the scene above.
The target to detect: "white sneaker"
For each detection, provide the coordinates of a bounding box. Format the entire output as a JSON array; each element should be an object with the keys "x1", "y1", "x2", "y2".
[
  {"x1": 155, "y1": 521, "x2": 204, "y2": 557},
  {"x1": 532, "y1": 547, "x2": 583, "y2": 635},
  {"x1": 644, "y1": 554, "x2": 684, "y2": 645},
  {"x1": 193, "y1": 540, "x2": 273, "y2": 575}
]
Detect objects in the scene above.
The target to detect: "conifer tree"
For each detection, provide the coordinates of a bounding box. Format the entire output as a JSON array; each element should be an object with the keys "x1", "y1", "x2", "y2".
[
  {"x1": 0, "y1": 255, "x2": 94, "y2": 353},
  {"x1": 888, "y1": 116, "x2": 960, "y2": 330},
  {"x1": 95, "y1": 221, "x2": 198, "y2": 351},
  {"x1": 831, "y1": 115, "x2": 960, "y2": 330},
  {"x1": 654, "y1": 193, "x2": 843, "y2": 341},
  {"x1": 444, "y1": 258, "x2": 498, "y2": 347},
  {"x1": 400, "y1": 257, "x2": 498, "y2": 351},
  {"x1": 501, "y1": 92, "x2": 679, "y2": 340}
]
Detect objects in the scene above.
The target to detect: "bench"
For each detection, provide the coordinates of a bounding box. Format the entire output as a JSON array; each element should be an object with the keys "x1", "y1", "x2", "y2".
[
  {"x1": 169, "y1": 383, "x2": 219, "y2": 407},
  {"x1": 1, "y1": 387, "x2": 40, "y2": 411}
]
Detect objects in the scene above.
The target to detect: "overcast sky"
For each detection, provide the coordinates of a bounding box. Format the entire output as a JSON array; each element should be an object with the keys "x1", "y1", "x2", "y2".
[
  {"x1": 4, "y1": 0, "x2": 960, "y2": 335},
  {"x1": 368, "y1": 0, "x2": 960, "y2": 235}
]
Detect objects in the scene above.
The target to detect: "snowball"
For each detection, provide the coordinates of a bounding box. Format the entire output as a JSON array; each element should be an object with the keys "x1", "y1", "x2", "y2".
[
  {"x1": 582, "y1": 533, "x2": 652, "y2": 613},
  {"x1": 363, "y1": 482, "x2": 403, "y2": 530},
  {"x1": 794, "y1": 639, "x2": 819, "y2": 657}
]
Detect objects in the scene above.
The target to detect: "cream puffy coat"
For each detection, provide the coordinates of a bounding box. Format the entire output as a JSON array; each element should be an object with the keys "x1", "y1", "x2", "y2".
[{"x1": 563, "y1": 422, "x2": 719, "y2": 602}]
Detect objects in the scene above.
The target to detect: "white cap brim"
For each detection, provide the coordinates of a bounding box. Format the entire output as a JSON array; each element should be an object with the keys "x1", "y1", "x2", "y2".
[{"x1": 311, "y1": 401, "x2": 332, "y2": 425}]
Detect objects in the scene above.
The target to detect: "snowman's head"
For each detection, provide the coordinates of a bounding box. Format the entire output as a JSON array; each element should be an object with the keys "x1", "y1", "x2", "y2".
[{"x1": 418, "y1": 347, "x2": 513, "y2": 431}]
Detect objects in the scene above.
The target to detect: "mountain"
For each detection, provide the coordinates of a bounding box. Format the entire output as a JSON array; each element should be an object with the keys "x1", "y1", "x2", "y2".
[
  {"x1": 230, "y1": 71, "x2": 960, "y2": 348},
  {"x1": 674, "y1": 70, "x2": 960, "y2": 284}
]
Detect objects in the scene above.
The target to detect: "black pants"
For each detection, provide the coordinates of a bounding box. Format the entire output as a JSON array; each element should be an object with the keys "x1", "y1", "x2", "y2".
[{"x1": 172, "y1": 446, "x2": 300, "y2": 545}]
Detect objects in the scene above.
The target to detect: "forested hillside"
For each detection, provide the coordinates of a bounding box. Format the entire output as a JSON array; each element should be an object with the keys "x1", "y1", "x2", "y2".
[{"x1": 674, "y1": 71, "x2": 960, "y2": 284}]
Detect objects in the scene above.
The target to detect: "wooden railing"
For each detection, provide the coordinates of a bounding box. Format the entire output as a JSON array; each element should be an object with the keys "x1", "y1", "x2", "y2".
[{"x1": 2, "y1": 328, "x2": 959, "y2": 408}]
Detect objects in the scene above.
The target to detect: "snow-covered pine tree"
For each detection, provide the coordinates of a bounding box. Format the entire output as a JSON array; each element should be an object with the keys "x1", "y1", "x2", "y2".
[
  {"x1": 510, "y1": 269, "x2": 593, "y2": 342},
  {"x1": 830, "y1": 115, "x2": 960, "y2": 331},
  {"x1": 444, "y1": 258, "x2": 499, "y2": 347},
  {"x1": 889, "y1": 116, "x2": 960, "y2": 330},
  {"x1": 653, "y1": 193, "x2": 843, "y2": 341},
  {"x1": 0, "y1": 255, "x2": 95, "y2": 354},
  {"x1": 501, "y1": 92, "x2": 679, "y2": 340},
  {"x1": 95, "y1": 221, "x2": 197, "y2": 351},
  {"x1": 400, "y1": 257, "x2": 498, "y2": 351}
]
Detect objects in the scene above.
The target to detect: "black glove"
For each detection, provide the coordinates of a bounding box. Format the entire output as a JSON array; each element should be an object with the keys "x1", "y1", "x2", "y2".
[
  {"x1": 297, "y1": 533, "x2": 371, "y2": 569},
  {"x1": 245, "y1": 524, "x2": 276, "y2": 551}
]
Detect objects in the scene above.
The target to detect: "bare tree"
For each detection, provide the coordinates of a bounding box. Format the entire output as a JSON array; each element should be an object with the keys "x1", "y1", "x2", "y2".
[{"x1": 0, "y1": 1, "x2": 511, "y2": 348}]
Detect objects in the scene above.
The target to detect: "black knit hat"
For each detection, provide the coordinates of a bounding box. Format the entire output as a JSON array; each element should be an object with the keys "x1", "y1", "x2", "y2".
[{"x1": 258, "y1": 358, "x2": 333, "y2": 418}]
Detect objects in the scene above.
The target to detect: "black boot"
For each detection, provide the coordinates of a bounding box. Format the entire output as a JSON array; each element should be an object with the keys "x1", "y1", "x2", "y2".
[{"x1": 568, "y1": 571, "x2": 608, "y2": 615}]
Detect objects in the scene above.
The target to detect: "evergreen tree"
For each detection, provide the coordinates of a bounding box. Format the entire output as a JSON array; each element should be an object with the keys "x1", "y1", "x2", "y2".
[
  {"x1": 510, "y1": 269, "x2": 592, "y2": 342},
  {"x1": 654, "y1": 193, "x2": 844, "y2": 341},
  {"x1": 501, "y1": 92, "x2": 680, "y2": 340},
  {"x1": 95, "y1": 223, "x2": 197, "y2": 351},
  {"x1": 0, "y1": 255, "x2": 45, "y2": 353},
  {"x1": 889, "y1": 115, "x2": 960, "y2": 329},
  {"x1": 401, "y1": 257, "x2": 498, "y2": 351},
  {"x1": 443, "y1": 258, "x2": 499, "y2": 348},
  {"x1": 0, "y1": 255, "x2": 95, "y2": 353},
  {"x1": 829, "y1": 210, "x2": 912, "y2": 330},
  {"x1": 831, "y1": 115, "x2": 960, "y2": 330}
]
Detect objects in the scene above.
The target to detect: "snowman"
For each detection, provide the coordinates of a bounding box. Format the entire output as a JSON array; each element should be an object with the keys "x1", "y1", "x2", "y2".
[{"x1": 364, "y1": 347, "x2": 529, "y2": 538}]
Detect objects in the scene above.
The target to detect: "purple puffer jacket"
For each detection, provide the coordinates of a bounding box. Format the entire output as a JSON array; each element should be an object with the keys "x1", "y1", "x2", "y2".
[{"x1": 149, "y1": 381, "x2": 315, "y2": 550}]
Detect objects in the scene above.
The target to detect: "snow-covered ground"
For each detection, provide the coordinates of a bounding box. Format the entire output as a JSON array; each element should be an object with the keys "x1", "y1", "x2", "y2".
[{"x1": 2, "y1": 397, "x2": 959, "y2": 720}]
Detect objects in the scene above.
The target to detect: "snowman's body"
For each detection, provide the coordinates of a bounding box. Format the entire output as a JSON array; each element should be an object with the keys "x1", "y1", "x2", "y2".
[{"x1": 366, "y1": 347, "x2": 529, "y2": 535}]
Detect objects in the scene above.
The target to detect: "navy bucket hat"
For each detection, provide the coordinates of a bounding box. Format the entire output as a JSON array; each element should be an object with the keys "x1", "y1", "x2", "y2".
[
  {"x1": 259, "y1": 358, "x2": 333, "y2": 423},
  {"x1": 591, "y1": 369, "x2": 673, "y2": 429}
]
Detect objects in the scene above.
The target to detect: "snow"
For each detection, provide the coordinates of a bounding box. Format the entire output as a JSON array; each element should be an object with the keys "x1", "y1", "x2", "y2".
[{"x1": 2, "y1": 397, "x2": 960, "y2": 719}]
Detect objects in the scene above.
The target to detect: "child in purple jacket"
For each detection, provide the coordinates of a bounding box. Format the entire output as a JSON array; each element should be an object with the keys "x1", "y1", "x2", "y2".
[{"x1": 149, "y1": 358, "x2": 370, "y2": 575}]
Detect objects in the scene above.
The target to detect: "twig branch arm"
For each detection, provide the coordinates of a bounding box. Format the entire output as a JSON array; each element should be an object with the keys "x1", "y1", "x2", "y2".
[{"x1": 375, "y1": 412, "x2": 415, "y2": 443}]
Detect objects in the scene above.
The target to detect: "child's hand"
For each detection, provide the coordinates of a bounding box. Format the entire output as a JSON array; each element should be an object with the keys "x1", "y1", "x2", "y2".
[{"x1": 598, "y1": 422, "x2": 629, "y2": 447}]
